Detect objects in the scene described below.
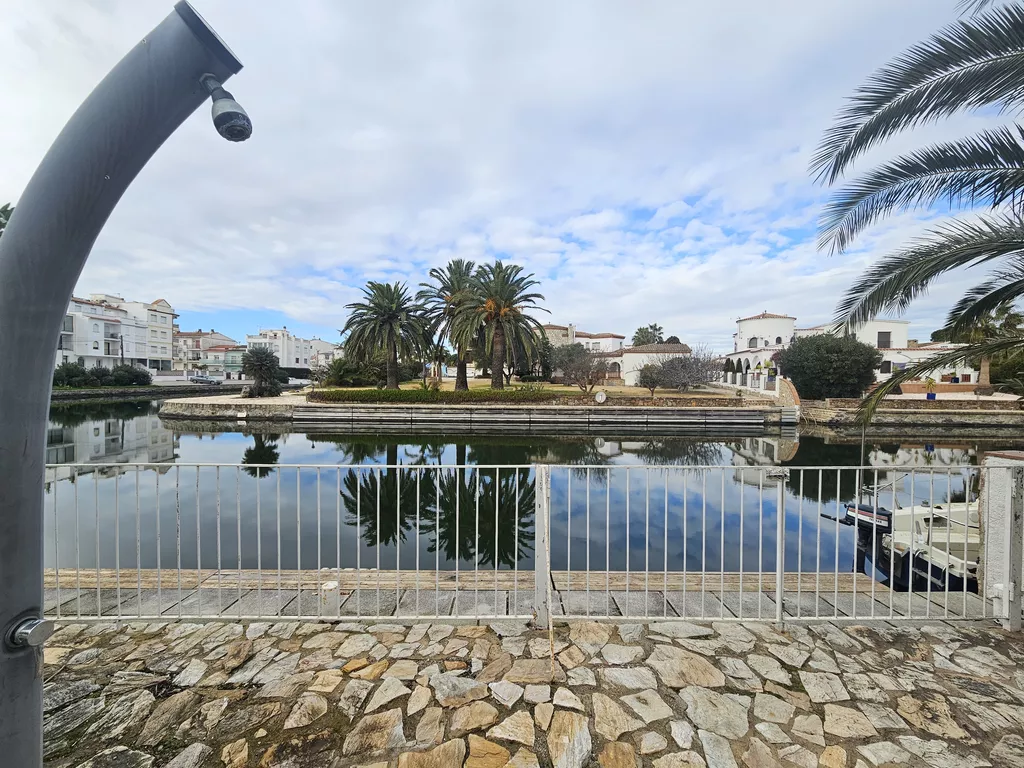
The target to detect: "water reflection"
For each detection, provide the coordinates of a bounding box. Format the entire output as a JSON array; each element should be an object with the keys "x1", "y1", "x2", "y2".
[{"x1": 42, "y1": 401, "x2": 1023, "y2": 582}]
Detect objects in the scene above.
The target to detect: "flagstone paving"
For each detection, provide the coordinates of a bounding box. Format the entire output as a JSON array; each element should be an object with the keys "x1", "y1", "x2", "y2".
[{"x1": 41, "y1": 619, "x2": 1024, "y2": 767}]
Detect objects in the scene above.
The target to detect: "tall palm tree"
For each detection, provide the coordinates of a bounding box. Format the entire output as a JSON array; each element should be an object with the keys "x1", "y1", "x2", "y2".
[
  {"x1": 418, "y1": 259, "x2": 476, "y2": 390},
  {"x1": 342, "y1": 282, "x2": 429, "y2": 390},
  {"x1": 453, "y1": 261, "x2": 548, "y2": 390},
  {"x1": 931, "y1": 304, "x2": 1024, "y2": 384},
  {"x1": 813, "y1": 3, "x2": 1024, "y2": 416}
]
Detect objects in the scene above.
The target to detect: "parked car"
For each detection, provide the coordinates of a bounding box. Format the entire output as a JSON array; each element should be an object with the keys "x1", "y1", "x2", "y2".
[{"x1": 188, "y1": 375, "x2": 221, "y2": 385}]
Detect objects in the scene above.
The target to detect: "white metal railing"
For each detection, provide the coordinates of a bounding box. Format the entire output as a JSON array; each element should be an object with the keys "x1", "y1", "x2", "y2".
[{"x1": 42, "y1": 461, "x2": 1019, "y2": 624}]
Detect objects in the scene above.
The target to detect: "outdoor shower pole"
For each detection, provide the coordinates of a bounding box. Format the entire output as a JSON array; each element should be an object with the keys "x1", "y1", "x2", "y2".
[{"x1": 0, "y1": 4, "x2": 246, "y2": 764}]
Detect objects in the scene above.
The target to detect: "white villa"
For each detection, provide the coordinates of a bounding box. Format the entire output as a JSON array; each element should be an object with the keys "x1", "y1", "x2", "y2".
[
  {"x1": 541, "y1": 323, "x2": 692, "y2": 386},
  {"x1": 724, "y1": 311, "x2": 979, "y2": 385}
]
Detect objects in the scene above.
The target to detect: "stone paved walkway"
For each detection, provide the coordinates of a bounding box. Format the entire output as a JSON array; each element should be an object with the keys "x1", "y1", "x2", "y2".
[{"x1": 42, "y1": 619, "x2": 1024, "y2": 768}]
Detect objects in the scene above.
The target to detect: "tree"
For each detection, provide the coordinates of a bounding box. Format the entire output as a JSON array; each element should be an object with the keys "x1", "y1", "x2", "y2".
[
  {"x1": 418, "y1": 259, "x2": 476, "y2": 390},
  {"x1": 452, "y1": 261, "x2": 547, "y2": 390},
  {"x1": 664, "y1": 335, "x2": 681, "y2": 345},
  {"x1": 0, "y1": 203, "x2": 12, "y2": 239},
  {"x1": 812, "y1": 3, "x2": 1024, "y2": 415},
  {"x1": 930, "y1": 304, "x2": 1024, "y2": 385},
  {"x1": 723, "y1": 358, "x2": 735, "y2": 374},
  {"x1": 632, "y1": 323, "x2": 663, "y2": 346},
  {"x1": 242, "y1": 346, "x2": 284, "y2": 397},
  {"x1": 637, "y1": 364, "x2": 663, "y2": 396},
  {"x1": 777, "y1": 335, "x2": 882, "y2": 400},
  {"x1": 342, "y1": 281, "x2": 429, "y2": 390},
  {"x1": 656, "y1": 346, "x2": 722, "y2": 391},
  {"x1": 242, "y1": 434, "x2": 280, "y2": 478},
  {"x1": 537, "y1": 336, "x2": 554, "y2": 380},
  {"x1": 552, "y1": 343, "x2": 608, "y2": 392}
]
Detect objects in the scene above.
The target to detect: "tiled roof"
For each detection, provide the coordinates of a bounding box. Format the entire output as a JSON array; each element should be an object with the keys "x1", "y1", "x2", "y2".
[
  {"x1": 738, "y1": 312, "x2": 795, "y2": 322},
  {"x1": 542, "y1": 324, "x2": 569, "y2": 331},
  {"x1": 577, "y1": 331, "x2": 625, "y2": 339},
  {"x1": 625, "y1": 343, "x2": 692, "y2": 354}
]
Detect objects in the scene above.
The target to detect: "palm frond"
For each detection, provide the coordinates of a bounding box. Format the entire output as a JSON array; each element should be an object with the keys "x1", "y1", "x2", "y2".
[
  {"x1": 820, "y1": 126, "x2": 1024, "y2": 252},
  {"x1": 958, "y1": 0, "x2": 1003, "y2": 14},
  {"x1": 811, "y1": 4, "x2": 1024, "y2": 184},
  {"x1": 835, "y1": 214, "x2": 1024, "y2": 330},
  {"x1": 944, "y1": 256, "x2": 1024, "y2": 331},
  {"x1": 858, "y1": 335, "x2": 1024, "y2": 422}
]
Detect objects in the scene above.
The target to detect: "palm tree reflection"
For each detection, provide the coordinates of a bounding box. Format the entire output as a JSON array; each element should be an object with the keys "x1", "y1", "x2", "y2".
[{"x1": 242, "y1": 434, "x2": 280, "y2": 478}]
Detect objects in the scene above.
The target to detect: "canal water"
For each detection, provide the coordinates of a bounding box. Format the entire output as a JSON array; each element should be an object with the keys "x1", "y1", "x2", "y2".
[{"x1": 44, "y1": 400, "x2": 1019, "y2": 583}]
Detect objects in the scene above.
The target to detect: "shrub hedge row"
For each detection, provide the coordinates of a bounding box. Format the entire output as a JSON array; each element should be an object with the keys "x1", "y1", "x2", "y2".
[{"x1": 307, "y1": 387, "x2": 559, "y2": 404}]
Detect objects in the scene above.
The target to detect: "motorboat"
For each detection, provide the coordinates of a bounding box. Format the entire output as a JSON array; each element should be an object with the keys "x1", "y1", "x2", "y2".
[{"x1": 880, "y1": 504, "x2": 980, "y2": 593}]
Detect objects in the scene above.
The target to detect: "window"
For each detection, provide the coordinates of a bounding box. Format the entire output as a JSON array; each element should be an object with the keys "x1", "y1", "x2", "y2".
[
  {"x1": 160, "y1": 331, "x2": 167, "y2": 339},
  {"x1": 92, "y1": 323, "x2": 99, "y2": 333},
  {"x1": 160, "y1": 316, "x2": 167, "y2": 324},
  {"x1": 63, "y1": 315, "x2": 74, "y2": 332},
  {"x1": 160, "y1": 346, "x2": 167, "y2": 354},
  {"x1": 747, "y1": 337, "x2": 758, "y2": 348},
  {"x1": 295, "y1": 357, "x2": 299, "y2": 364},
  {"x1": 62, "y1": 355, "x2": 69, "y2": 363},
  {"x1": 150, "y1": 345, "x2": 158, "y2": 354},
  {"x1": 877, "y1": 331, "x2": 891, "y2": 349},
  {"x1": 149, "y1": 313, "x2": 158, "y2": 322},
  {"x1": 962, "y1": 373, "x2": 972, "y2": 382},
  {"x1": 879, "y1": 361, "x2": 892, "y2": 374},
  {"x1": 150, "y1": 330, "x2": 157, "y2": 338},
  {"x1": 775, "y1": 336, "x2": 782, "y2": 344},
  {"x1": 764, "y1": 340, "x2": 770, "y2": 347},
  {"x1": 92, "y1": 341, "x2": 99, "y2": 350}
]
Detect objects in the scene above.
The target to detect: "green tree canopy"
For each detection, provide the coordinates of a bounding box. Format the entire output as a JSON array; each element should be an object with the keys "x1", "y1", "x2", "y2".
[
  {"x1": 343, "y1": 282, "x2": 429, "y2": 390},
  {"x1": 631, "y1": 323, "x2": 664, "y2": 346},
  {"x1": 0, "y1": 203, "x2": 13, "y2": 239},
  {"x1": 552, "y1": 343, "x2": 608, "y2": 392},
  {"x1": 777, "y1": 335, "x2": 882, "y2": 400},
  {"x1": 417, "y1": 259, "x2": 476, "y2": 391},
  {"x1": 242, "y1": 346, "x2": 284, "y2": 397}
]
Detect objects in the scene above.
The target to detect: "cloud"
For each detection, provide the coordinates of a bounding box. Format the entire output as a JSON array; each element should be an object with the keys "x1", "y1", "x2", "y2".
[{"x1": 0, "y1": 0, "x2": 995, "y2": 348}]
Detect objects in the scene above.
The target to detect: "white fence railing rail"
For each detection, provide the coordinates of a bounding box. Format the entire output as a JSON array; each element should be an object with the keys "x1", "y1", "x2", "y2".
[{"x1": 42, "y1": 461, "x2": 1019, "y2": 624}]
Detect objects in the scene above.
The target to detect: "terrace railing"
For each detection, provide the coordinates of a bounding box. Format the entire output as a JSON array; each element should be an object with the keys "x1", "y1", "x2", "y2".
[{"x1": 42, "y1": 462, "x2": 1021, "y2": 624}]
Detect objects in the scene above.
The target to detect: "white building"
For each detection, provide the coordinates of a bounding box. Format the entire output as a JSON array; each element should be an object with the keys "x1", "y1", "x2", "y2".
[
  {"x1": 88, "y1": 294, "x2": 177, "y2": 372},
  {"x1": 174, "y1": 329, "x2": 238, "y2": 373},
  {"x1": 45, "y1": 411, "x2": 178, "y2": 481},
  {"x1": 309, "y1": 338, "x2": 342, "y2": 367},
  {"x1": 56, "y1": 297, "x2": 150, "y2": 370},
  {"x1": 246, "y1": 327, "x2": 313, "y2": 369},
  {"x1": 542, "y1": 323, "x2": 626, "y2": 353},
  {"x1": 610, "y1": 343, "x2": 694, "y2": 386},
  {"x1": 725, "y1": 311, "x2": 978, "y2": 384}
]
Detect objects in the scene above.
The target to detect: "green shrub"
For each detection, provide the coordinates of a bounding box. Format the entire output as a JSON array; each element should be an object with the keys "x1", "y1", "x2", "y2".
[
  {"x1": 518, "y1": 374, "x2": 551, "y2": 383},
  {"x1": 308, "y1": 387, "x2": 559, "y2": 404},
  {"x1": 110, "y1": 364, "x2": 152, "y2": 386}
]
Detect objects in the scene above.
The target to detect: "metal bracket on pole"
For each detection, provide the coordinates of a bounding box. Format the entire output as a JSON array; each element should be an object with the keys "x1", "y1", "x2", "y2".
[
  {"x1": 767, "y1": 468, "x2": 790, "y2": 627},
  {"x1": 1006, "y1": 466, "x2": 1024, "y2": 631},
  {"x1": 534, "y1": 465, "x2": 552, "y2": 627}
]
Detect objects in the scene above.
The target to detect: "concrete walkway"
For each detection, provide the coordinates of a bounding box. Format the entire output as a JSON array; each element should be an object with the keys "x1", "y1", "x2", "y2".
[{"x1": 43, "y1": 619, "x2": 1023, "y2": 767}]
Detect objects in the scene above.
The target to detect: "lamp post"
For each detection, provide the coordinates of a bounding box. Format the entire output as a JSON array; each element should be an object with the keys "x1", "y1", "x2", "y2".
[{"x1": 0, "y1": 4, "x2": 249, "y2": 764}]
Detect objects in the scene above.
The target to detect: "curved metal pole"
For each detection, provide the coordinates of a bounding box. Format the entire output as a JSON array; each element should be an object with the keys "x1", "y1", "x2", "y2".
[{"x1": 0, "y1": 4, "x2": 244, "y2": 764}]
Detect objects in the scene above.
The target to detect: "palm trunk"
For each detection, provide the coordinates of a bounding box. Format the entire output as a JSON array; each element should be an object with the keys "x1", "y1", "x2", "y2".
[
  {"x1": 490, "y1": 325, "x2": 505, "y2": 390},
  {"x1": 455, "y1": 349, "x2": 469, "y2": 391},
  {"x1": 386, "y1": 338, "x2": 399, "y2": 390},
  {"x1": 979, "y1": 356, "x2": 991, "y2": 386}
]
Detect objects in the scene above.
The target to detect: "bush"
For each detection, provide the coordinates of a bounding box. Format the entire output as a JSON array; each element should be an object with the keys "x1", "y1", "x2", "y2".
[
  {"x1": 242, "y1": 347, "x2": 284, "y2": 397},
  {"x1": 111, "y1": 364, "x2": 152, "y2": 386},
  {"x1": 308, "y1": 387, "x2": 559, "y2": 404},
  {"x1": 777, "y1": 334, "x2": 882, "y2": 400},
  {"x1": 53, "y1": 362, "x2": 152, "y2": 388},
  {"x1": 517, "y1": 374, "x2": 551, "y2": 383}
]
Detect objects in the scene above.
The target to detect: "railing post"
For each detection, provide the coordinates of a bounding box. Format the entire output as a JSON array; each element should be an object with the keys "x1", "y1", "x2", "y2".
[
  {"x1": 1007, "y1": 466, "x2": 1024, "y2": 631},
  {"x1": 534, "y1": 464, "x2": 551, "y2": 627},
  {"x1": 768, "y1": 468, "x2": 789, "y2": 626}
]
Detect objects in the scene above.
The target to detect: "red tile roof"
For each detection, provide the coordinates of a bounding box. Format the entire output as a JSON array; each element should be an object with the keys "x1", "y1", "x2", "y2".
[
  {"x1": 625, "y1": 343, "x2": 692, "y2": 354},
  {"x1": 738, "y1": 312, "x2": 795, "y2": 322}
]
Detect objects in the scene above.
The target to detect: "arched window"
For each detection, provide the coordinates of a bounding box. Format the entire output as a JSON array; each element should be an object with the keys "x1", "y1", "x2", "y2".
[
  {"x1": 744, "y1": 359, "x2": 751, "y2": 372},
  {"x1": 747, "y1": 337, "x2": 757, "y2": 349},
  {"x1": 92, "y1": 323, "x2": 99, "y2": 333},
  {"x1": 775, "y1": 336, "x2": 782, "y2": 344},
  {"x1": 92, "y1": 341, "x2": 99, "y2": 350},
  {"x1": 609, "y1": 362, "x2": 620, "y2": 374}
]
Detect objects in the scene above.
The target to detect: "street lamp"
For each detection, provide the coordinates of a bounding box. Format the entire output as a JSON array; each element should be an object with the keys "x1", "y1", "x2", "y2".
[{"x1": 0, "y1": 3, "x2": 249, "y2": 764}]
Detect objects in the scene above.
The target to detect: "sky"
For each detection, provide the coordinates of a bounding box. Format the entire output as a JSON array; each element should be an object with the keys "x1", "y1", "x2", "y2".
[{"x1": 0, "y1": 0, "x2": 1006, "y2": 351}]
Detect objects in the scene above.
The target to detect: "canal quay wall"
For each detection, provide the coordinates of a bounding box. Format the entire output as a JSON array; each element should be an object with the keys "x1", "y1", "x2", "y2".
[
  {"x1": 51, "y1": 383, "x2": 302, "y2": 404},
  {"x1": 158, "y1": 394, "x2": 798, "y2": 435},
  {"x1": 801, "y1": 397, "x2": 1024, "y2": 430}
]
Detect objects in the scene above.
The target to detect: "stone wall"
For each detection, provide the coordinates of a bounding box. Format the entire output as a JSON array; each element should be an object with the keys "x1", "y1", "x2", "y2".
[{"x1": 821, "y1": 397, "x2": 1020, "y2": 411}]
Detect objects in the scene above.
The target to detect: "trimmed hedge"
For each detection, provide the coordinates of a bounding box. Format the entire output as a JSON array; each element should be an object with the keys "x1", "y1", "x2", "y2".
[{"x1": 308, "y1": 387, "x2": 559, "y2": 404}]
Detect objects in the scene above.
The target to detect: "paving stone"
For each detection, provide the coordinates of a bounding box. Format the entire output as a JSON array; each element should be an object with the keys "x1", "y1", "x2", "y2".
[
  {"x1": 824, "y1": 704, "x2": 878, "y2": 739},
  {"x1": 777, "y1": 745, "x2": 816, "y2": 768},
  {"x1": 648, "y1": 621, "x2": 715, "y2": 639},
  {"x1": 791, "y1": 714, "x2": 825, "y2": 747},
  {"x1": 621, "y1": 689, "x2": 673, "y2": 723},
  {"x1": 338, "y1": 679, "x2": 374, "y2": 719},
  {"x1": 547, "y1": 711, "x2": 591, "y2": 768},
  {"x1": 339, "y1": 588, "x2": 399, "y2": 617},
  {"x1": 43, "y1": 679, "x2": 101, "y2": 712},
  {"x1": 741, "y1": 738, "x2": 777, "y2": 768},
  {"x1": 697, "y1": 730, "x2": 738, "y2": 768},
  {"x1": 557, "y1": 591, "x2": 620, "y2": 617},
  {"x1": 766, "y1": 644, "x2": 810, "y2": 669},
  {"x1": 567, "y1": 621, "x2": 612, "y2": 655},
  {"x1": 451, "y1": 701, "x2": 500, "y2": 735},
  {"x1": 990, "y1": 734, "x2": 1024, "y2": 768},
  {"x1": 855, "y1": 702, "x2": 908, "y2": 731},
  {"x1": 505, "y1": 747, "x2": 541, "y2": 768},
  {"x1": 366, "y1": 677, "x2": 412, "y2": 713},
  {"x1": 637, "y1": 731, "x2": 668, "y2": 755},
  {"x1": 336, "y1": 633, "x2": 379, "y2": 658},
  {"x1": 342, "y1": 708, "x2": 406, "y2": 755},
  {"x1": 669, "y1": 720, "x2": 694, "y2": 749},
  {"x1": 221, "y1": 739, "x2": 248, "y2": 768},
  {"x1": 747, "y1": 654, "x2": 792, "y2": 686},
  {"x1": 416, "y1": 707, "x2": 446, "y2": 747},
  {"x1": 75, "y1": 746, "x2": 156, "y2": 768},
  {"x1": 383, "y1": 659, "x2": 419, "y2": 680},
  {"x1": 798, "y1": 671, "x2": 849, "y2": 703},
  {"x1": 408, "y1": 684, "x2": 432, "y2": 715},
  {"x1": 163, "y1": 743, "x2": 212, "y2": 768},
  {"x1": 256, "y1": 671, "x2": 314, "y2": 699},
  {"x1": 283, "y1": 692, "x2": 328, "y2": 729},
  {"x1": 593, "y1": 692, "x2": 645, "y2": 740},
  {"x1": 599, "y1": 741, "x2": 639, "y2": 768},
  {"x1": 432, "y1": 671, "x2": 489, "y2": 706},
  {"x1": 137, "y1": 690, "x2": 197, "y2": 746},
  {"x1": 618, "y1": 624, "x2": 644, "y2": 643},
  {"x1": 504, "y1": 658, "x2": 566, "y2": 684},
  {"x1": 646, "y1": 645, "x2": 724, "y2": 688},
  {"x1": 754, "y1": 721, "x2": 790, "y2": 745},
  {"x1": 652, "y1": 752, "x2": 708, "y2": 768},
  {"x1": 534, "y1": 702, "x2": 554, "y2": 731},
  {"x1": 896, "y1": 693, "x2": 968, "y2": 739},
  {"x1": 567, "y1": 666, "x2": 596, "y2": 687},
  {"x1": 476, "y1": 653, "x2": 513, "y2": 684},
  {"x1": 308, "y1": 668, "x2": 344, "y2": 694},
  {"x1": 753, "y1": 692, "x2": 794, "y2": 724},
  {"x1": 524, "y1": 684, "x2": 550, "y2": 704},
  {"x1": 465, "y1": 734, "x2": 511, "y2": 768},
  {"x1": 897, "y1": 735, "x2": 991, "y2": 768},
  {"x1": 599, "y1": 666, "x2": 659, "y2": 690},
  {"x1": 602, "y1": 643, "x2": 644, "y2": 665},
  {"x1": 857, "y1": 741, "x2": 912, "y2": 766},
  {"x1": 398, "y1": 738, "x2": 466, "y2": 768},
  {"x1": 218, "y1": 702, "x2": 283, "y2": 735},
  {"x1": 84, "y1": 689, "x2": 154, "y2": 741},
  {"x1": 487, "y1": 710, "x2": 535, "y2": 747},
  {"x1": 679, "y1": 686, "x2": 749, "y2": 739}
]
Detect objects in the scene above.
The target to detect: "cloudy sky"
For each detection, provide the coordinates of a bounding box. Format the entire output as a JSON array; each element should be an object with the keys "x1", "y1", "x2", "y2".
[{"x1": 0, "y1": 0, "x2": 1002, "y2": 350}]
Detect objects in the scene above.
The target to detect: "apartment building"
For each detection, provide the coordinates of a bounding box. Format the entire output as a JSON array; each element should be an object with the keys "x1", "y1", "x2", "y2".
[
  {"x1": 88, "y1": 294, "x2": 178, "y2": 372},
  {"x1": 310, "y1": 338, "x2": 342, "y2": 367},
  {"x1": 173, "y1": 328, "x2": 238, "y2": 373},
  {"x1": 246, "y1": 327, "x2": 313, "y2": 369},
  {"x1": 56, "y1": 297, "x2": 149, "y2": 369}
]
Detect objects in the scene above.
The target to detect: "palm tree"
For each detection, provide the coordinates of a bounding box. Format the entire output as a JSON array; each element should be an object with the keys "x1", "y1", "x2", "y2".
[
  {"x1": 418, "y1": 259, "x2": 476, "y2": 390},
  {"x1": 931, "y1": 304, "x2": 1024, "y2": 384},
  {"x1": 0, "y1": 203, "x2": 13, "y2": 239},
  {"x1": 242, "y1": 434, "x2": 280, "y2": 478},
  {"x1": 241, "y1": 347, "x2": 283, "y2": 397},
  {"x1": 813, "y1": 3, "x2": 1024, "y2": 416},
  {"x1": 342, "y1": 282, "x2": 429, "y2": 390},
  {"x1": 453, "y1": 261, "x2": 548, "y2": 390}
]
